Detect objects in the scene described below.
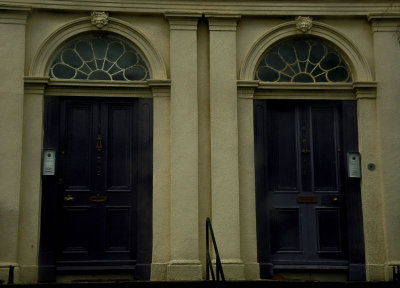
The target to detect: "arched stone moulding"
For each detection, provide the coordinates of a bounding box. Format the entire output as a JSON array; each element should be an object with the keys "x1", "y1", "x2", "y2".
[
  {"x1": 240, "y1": 20, "x2": 373, "y2": 82},
  {"x1": 29, "y1": 16, "x2": 167, "y2": 80}
]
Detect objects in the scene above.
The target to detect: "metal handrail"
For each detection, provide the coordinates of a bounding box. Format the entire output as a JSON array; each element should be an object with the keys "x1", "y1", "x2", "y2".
[{"x1": 206, "y1": 217, "x2": 225, "y2": 281}]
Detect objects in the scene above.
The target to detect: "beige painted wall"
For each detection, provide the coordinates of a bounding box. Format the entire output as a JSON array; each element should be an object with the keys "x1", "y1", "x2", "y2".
[
  {"x1": 371, "y1": 17, "x2": 400, "y2": 280},
  {"x1": 0, "y1": 1, "x2": 399, "y2": 283},
  {"x1": 0, "y1": 10, "x2": 28, "y2": 283}
]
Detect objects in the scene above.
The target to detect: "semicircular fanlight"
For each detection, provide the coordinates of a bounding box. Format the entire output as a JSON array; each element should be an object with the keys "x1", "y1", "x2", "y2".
[
  {"x1": 255, "y1": 38, "x2": 352, "y2": 83},
  {"x1": 49, "y1": 34, "x2": 150, "y2": 81}
]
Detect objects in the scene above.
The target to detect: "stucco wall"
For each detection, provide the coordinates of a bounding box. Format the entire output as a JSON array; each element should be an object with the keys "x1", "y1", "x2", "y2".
[{"x1": 0, "y1": 1, "x2": 399, "y2": 283}]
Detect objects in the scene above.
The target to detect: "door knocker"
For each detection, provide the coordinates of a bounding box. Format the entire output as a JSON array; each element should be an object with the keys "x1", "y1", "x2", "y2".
[
  {"x1": 96, "y1": 135, "x2": 103, "y2": 152},
  {"x1": 301, "y1": 139, "x2": 310, "y2": 154}
]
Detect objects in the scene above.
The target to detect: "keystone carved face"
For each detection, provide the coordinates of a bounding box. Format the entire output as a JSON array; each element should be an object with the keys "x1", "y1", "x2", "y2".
[
  {"x1": 91, "y1": 11, "x2": 109, "y2": 29},
  {"x1": 296, "y1": 16, "x2": 313, "y2": 33}
]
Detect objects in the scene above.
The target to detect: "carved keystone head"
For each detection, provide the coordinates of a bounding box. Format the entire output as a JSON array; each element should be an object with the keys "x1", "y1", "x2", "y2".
[
  {"x1": 91, "y1": 11, "x2": 109, "y2": 29},
  {"x1": 296, "y1": 16, "x2": 313, "y2": 33}
]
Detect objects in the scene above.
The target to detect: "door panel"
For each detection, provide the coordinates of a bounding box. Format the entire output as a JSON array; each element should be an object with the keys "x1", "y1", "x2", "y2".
[
  {"x1": 40, "y1": 96, "x2": 153, "y2": 281},
  {"x1": 256, "y1": 100, "x2": 348, "y2": 269},
  {"x1": 105, "y1": 207, "x2": 132, "y2": 253},
  {"x1": 316, "y1": 208, "x2": 342, "y2": 253},
  {"x1": 57, "y1": 98, "x2": 137, "y2": 267},
  {"x1": 267, "y1": 104, "x2": 300, "y2": 192},
  {"x1": 106, "y1": 105, "x2": 133, "y2": 190},
  {"x1": 63, "y1": 103, "x2": 93, "y2": 190},
  {"x1": 311, "y1": 106, "x2": 339, "y2": 191},
  {"x1": 271, "y1": 208, "x2": 302, "y2": 253},
  {"x1": 61, "y1": 206, "x2": 92, "y2": 254}
]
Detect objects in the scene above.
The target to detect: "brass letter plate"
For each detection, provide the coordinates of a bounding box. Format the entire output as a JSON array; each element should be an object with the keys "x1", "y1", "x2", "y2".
[
  {"x1": 296, "y1": 196, "x2": 318, "y2": 203},
  {"x1": 89, "y1": 195, "x2": 108, "y2": 202}
]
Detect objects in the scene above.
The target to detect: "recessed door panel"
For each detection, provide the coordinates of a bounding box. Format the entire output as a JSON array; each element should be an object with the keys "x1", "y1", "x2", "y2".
[
  {"x1": 267, "y1": 104, "x2": 299, "y2": 192},
  {"x1": 311, "y1": 106, "x2": 339, "y2": 192},
  {"x1": 105, "y1": 207, "x2": 132, "y2": 253},
  {"x1": 61, "y1": 206, "x2": 92, "y2": 254},
  {"x1": 316, "y1": 208, "x2": 342, "y2": 253},
  {"x1": 106, "y1": 105, "x2": 132, "y2": 191},
  {"x1": 271, "y1": 208, "x2": 302, "y2": 253},
  {"x1": 64, "y1": 104, "x2": 93, "y2": 190}
]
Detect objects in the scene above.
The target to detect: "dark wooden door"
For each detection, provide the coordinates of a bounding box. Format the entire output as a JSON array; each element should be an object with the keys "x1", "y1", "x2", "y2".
[
  {"x1": 56, "y1": 98, "x2": 138, "y2": 268},
  {"x1": 255, "y1": 100, "x2": 350, "y2": 270}
]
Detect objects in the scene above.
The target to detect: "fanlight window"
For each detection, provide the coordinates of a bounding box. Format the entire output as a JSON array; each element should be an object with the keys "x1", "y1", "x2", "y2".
[
  {"x1": 255, "y1": 38, "x2": 352, "y2": 83},
  {"x1": 49, "y1": 34, "x2": 150, "y2": 81}
]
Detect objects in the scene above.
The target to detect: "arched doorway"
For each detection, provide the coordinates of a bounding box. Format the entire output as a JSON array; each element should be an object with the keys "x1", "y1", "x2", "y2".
[
  {"x1": 38, "y1": 31, "x2": 156, "y2": 282},
  {"x1": 248, "y1": 35, "x2": 367, "y2": 281}
]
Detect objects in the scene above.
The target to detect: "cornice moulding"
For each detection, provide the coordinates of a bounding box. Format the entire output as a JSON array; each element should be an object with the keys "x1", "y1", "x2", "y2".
[
  {"x1": 0, "y1": 4, "x2": 32, "y2": 12},
  {"x1": 207, "y1": 14, "x2": 241, "y2": 31},
  {"x1": 165, "y1": 12, "x2": 201, "y2": 30},
  {"x1": 368, "y1": 12, "x2": 400, "y2": 21},
  {"x1": 0, "y1": 6, "x2": 31, "y2": 24},
  {"x1": 0, "y1": 1, "x2": 398, "y2": 16},
  {"x1": 164, "y1": 11, "x2": 202, "y2": 19},
  {"x1": 24, "y1": 76, "x2": 50, "y2": 84},
  {"x1": 368, "y1": 13, "x2": 400, "y2": 32}
]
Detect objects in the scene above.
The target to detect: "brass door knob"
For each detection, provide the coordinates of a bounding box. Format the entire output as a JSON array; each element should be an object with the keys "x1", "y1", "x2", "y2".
[{"x1": 64, "y1": 195, "x2": 75, "y2": 201}]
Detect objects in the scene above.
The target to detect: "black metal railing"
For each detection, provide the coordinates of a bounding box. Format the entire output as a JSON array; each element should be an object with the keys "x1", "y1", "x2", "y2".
[
  {"x1": 206, "y1": 217, "x2": 225, "y2": 281},
  {"x1": 393, "y1": 265, "x2": 400, "y2": 282}
]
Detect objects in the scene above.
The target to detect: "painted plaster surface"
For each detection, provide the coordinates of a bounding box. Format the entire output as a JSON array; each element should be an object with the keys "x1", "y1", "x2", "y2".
[
  {"x1": 0, "y1": 0, "x2": 399, "y2": 283},
  {"x1": 167, "y1": 14, "x2": 202, "y2": 280},
  {"x1": 209, "y1": 17, "x2": 244, "y2": 280},
  {"x1": 372, "y1": 19, "x2": 400, "y2": 280},
  {"x1": 0, "y1": 12, "x2": 26, "y2": 268}
]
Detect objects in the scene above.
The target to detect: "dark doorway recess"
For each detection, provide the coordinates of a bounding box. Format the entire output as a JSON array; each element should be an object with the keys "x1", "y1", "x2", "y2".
[
  {"x1": 254, "y1": 100, "x2": 365, "y2": 281},
  {"x1": 39, "y1": 97, "x2": 153, "y2": 282}
]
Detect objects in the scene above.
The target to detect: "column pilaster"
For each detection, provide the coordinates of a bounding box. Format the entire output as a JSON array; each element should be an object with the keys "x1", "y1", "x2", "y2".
[
  {"x1": 207, "y1": 14, "x2": 244, "y2": 280},
  {"x1": 148, "y1": 80, "x2": 172, "y2": 280},
  {"x1": 17, "y1": 78, "x2": 48, "y2": 283},
  {"x1": 237, "y1": 81, "x2": 259, "y2": 279},
  {"x1": 368, "y1": 13, "x2": 400, "y2": 281},
  {"x1": 0, "y1": 7, "x2": 30, "y2": 281},
  {"x1": 165, "y1": 12, "x2": 202, "y2": 280}
]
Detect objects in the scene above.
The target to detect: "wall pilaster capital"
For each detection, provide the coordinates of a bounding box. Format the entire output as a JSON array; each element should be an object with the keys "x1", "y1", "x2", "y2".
[
  {"x1": 237, "y1": 80, "x2": 258, "y2": 99},
  {"x1": 0, "y1": 5, "x2": 31, "y2": 25},
  {"x1": 165, "y1": 12, "x2": 202, "y2": 30},
  {"x1": 205, "y1": 14, "x2": 241, "y2": 31},
  {"x1": 24, "y1": 77, "x2": 49, "y2": 95},
  {"x1": 148, "y1": 79, "x2": 171, "y2": 97},
  {"x1": 353, "y1": 81, "x2": 377, "y2": 100},
  {"x1": 368, "y1": 13, "x2": 400, "y2": 32}
]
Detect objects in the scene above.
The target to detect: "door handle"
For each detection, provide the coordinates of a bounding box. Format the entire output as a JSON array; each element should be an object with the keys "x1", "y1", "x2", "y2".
[{"x1": 64, "y1": 195, "x2": 75, "y2": 202}]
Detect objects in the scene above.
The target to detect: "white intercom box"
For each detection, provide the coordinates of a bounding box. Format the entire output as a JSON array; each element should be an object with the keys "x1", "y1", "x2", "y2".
[
  {"x1": 42, "y1": 149, "x2": 56, "y2": 175},
  {"x1": 347, "y1": 152, "x2": 361, "y2": 178}
]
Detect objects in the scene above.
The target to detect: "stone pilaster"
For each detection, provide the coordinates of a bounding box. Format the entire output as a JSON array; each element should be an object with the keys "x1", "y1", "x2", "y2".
[
  {"x1": 207, "y1": 14, "x2": 244, "y2": 280},
  {"x1": 0, "y1": 7, "x2": 30, "y2": 283},
  {"x1": 17, "y1": 78, "x2": 48, "y2": 283},
  {"x1": 368, "y1": 13, "x2": 400, "y2": 281},
  {"x1": 237, "y1": 81, "x2": 259, "y2": 280},
  {"x1": 165, "y1": 12, "x2": 202, "y2": 280},
  {"x1": 148, "y1": 80, "x2": 172, "y2": 280}
]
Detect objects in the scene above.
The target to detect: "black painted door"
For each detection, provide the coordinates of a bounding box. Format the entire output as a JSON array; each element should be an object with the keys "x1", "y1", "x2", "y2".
[
  {"x1": 255, "y1": 100, "x2": 349, "y2": 269},
  {"x1": 56, "y1": 98, "x2": 138, "y2": 268}
]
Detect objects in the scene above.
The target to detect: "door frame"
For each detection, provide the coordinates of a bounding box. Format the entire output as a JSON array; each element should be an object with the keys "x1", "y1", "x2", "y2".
[
  {"x1": 39, "y1": 83, "x2": 154, "y2": 282},
  {"x1": 249, "y1": 84, "x2": 368, "y2": 281}
]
